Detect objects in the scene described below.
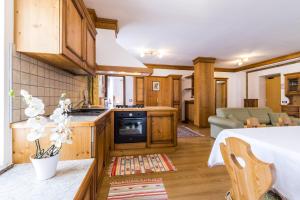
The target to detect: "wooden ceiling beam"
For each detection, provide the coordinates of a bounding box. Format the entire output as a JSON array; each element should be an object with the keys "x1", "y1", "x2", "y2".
[
  {"x1": 95, "y1": 65, "x2": 153, "y2": 74},
  {"x1": 87, "y1": 8, "x2": 119, "y2": 35},
  {"x1": 145, "y1": 63, "x2": 194, "y2": 71}
]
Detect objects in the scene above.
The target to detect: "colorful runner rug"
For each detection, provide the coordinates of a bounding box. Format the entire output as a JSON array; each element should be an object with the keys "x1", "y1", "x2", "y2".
[
  {"x1": 177, "y1": 125, "x2": 204, "y2": 138},
  {"x1": 108, "y1": 178, "x2": 168, "y2": 200},
  {"x1": 109, "y1": 154, "x2": 176, "y2": 177}
]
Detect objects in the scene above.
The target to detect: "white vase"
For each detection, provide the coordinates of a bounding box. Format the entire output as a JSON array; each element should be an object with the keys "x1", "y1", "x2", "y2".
[{"x1": 30, "y1": 154, "x2": 59, "y2": 180}]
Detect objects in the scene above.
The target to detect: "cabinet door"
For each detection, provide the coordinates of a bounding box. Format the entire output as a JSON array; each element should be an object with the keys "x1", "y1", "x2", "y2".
[
  {"x1": 96, "y1": 125, "x2": 105, "y2": 182},
  {"x1": 104, "y1": 117, "x2": 111, "y2": 165},
  {"x1": 63, "y1": 0, "x2": 84, "y2": 66},
  {"x1": 86, "y1": 24, "x2": 96, "y2": 70},
  {"x1": 147, "y1": 111, "x2": 176, "y2": 147}
]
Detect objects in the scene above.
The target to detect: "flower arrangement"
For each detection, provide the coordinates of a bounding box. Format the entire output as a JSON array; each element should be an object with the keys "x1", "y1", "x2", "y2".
[{"x1": 20, "y1": 90, "x2": 72, "y2": 159}]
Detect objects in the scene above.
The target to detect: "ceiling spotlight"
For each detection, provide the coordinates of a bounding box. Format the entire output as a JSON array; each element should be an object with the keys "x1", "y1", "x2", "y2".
[
  {"x1": 140, "y1": 49, "x2": 165, "y2": 58},
  {"x1": 243, "y1": 57, "x2": 249, "y2": 62}
]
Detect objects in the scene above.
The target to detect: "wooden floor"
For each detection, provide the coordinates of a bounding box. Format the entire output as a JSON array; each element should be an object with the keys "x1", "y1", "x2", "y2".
[{"x1": 97, "y1": 123, "x2": 230, "y2": 200}]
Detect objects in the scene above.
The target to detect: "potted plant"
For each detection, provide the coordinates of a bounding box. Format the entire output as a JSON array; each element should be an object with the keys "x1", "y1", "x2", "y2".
[{"x1": 20, "y1": 90, "x2": 72, "y2": 180}]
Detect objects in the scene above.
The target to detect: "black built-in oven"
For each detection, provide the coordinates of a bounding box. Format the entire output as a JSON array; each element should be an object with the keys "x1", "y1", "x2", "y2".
[{"x1": 114, "y1": 111, "x2": 147, "y2": 144}]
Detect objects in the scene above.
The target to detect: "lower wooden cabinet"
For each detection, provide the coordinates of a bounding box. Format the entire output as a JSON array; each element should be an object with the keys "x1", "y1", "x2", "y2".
[
  {"x1": 147, "y1": 111, "x2": 177, "y2": 147},
  {"x1": 74, "y1": 160, "x2": 97, "y2": 200}
]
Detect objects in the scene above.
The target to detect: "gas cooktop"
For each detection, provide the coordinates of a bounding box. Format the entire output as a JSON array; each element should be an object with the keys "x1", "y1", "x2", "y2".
[{"x1": 115, "y1": 105, "x2": 144, "y2": 108}]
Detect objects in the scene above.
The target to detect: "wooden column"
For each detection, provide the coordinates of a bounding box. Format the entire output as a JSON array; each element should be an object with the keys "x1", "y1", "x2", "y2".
[{"x1": 193, "y1": 57, "x2": 216, "y2": 128}]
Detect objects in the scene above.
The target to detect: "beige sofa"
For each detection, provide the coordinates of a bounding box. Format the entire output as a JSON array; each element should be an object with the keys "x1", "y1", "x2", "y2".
[{"x1": 208, "y1": 107, "x2": 300, "y2": 138}]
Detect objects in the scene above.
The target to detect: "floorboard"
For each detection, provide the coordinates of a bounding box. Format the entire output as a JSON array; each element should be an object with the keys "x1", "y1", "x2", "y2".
[{"x1": 97, "y1": 123, "x2": 230, "y2": 200}]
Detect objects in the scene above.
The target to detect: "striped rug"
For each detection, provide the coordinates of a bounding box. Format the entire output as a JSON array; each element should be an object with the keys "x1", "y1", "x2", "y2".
[
  {"x1": 108, "y1": 178, "x2": 168, "y2": 200},
  {"x1": 109, "y1": 154, "x2": 176, "y2": 177},
  {"x1": 177, "y1": 125, "x2": 204, "y2": 138}
]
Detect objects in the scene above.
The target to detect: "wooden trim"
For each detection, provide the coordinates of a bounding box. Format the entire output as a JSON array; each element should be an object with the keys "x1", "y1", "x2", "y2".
[
  {"x1": 106, "y1": 75, "x2": 126, "y2": 105},
  {"x1": 145, "y1": 63, "x2": 194, "y2": 71},
  {"x1": 237, "y1": 51, "x2": 300, "y2": 71},
  {"x1": 215, "y1": 77, "x2": 228, "y2": 108},
  {"x1": 87, "y1": 8, "x2": 119, "y2": 35},
  {"x1": 95, "y1": 65, "x2": 153, "y2": 74},
  {"x1": 214, "y1": 67, "x2": 237, "y2": 72},
  {"x1": 193, "y1": 57, "x2": 216, "y2": 64}
]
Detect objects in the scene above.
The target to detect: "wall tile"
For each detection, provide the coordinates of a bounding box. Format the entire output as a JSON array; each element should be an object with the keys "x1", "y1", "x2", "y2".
[
  {"x1": 30, "y1": 74, "x2": 37, "y2": 86},
  {"x1": 20, "y1": 60, "x2": 30, "y2": 73},
  {"x1": 12, "y1": 53, "x2": 88, "y2": 122},
  {"x1": 13, "y1": 110, "x2": 21, "y2": 122},
  {"x1": 13, "y1": 57, "x2": 20, "y2": 70},
  {"x1": 30, "y1": 63, "x2": 38, "y2": 75},
  {"x1": 13, "y1": 70, "x2": 21, "y2": 84},
  {"x1": 20, "y1": 72, "x2": 30, "y2": 85}
]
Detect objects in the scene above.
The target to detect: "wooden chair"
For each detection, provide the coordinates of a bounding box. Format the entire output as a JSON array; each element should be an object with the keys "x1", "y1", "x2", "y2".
[
  {"x1": 244, "y1": 117, "x2": 266, "y2": 128},
  {"x1": 220, "y1": 137, "x2": 275, "y2": 200}
]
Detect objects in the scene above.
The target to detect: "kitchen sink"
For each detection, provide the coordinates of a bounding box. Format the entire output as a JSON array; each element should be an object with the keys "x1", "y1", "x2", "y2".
[{"x1": 69, "y1": 108, "x2": 107, "y2": 116}]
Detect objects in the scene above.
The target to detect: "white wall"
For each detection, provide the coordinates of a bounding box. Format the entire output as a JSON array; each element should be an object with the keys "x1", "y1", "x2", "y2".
[
  {"x1": 96, "y1": 29, "x2": 146, "y2": 68},
  {"x1": 214, "y1": 71, "x2": 246, "y2": 108},
  {"x1": 247, "y1": 62, "x2": 300, "y2": 107},
  {"x1": 125, "y1": 76, "x2": 134, "y2": 105}
]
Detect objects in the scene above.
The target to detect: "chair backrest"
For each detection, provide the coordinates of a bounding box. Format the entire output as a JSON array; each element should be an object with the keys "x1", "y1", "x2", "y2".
[
  {"x1": 220, "y1": 137, "x2": 274, "y2": 200},
  {"x1": 246, "y1": 117, "x2": 261, "y2": 128}
]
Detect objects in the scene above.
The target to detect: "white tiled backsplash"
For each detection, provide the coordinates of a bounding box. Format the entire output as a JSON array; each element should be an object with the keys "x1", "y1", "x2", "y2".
[{"x1": 12, "y1": 51, "x2": 88, "y2": 122}]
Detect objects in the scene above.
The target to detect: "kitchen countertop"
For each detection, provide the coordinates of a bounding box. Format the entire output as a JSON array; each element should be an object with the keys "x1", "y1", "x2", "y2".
[
  {"x1": 11, "y1": 106, "x2": 177, "y2": 128},
  {"x1": 0, "y1": 159, "x2": 95, "y2": 200}
]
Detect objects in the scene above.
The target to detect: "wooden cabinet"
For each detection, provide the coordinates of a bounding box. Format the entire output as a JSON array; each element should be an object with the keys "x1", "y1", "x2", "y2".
[
  {"x1": 95, "y1": 121, "x2": 105, "y2": 184},
  {"x1": 244, "y1": 99, "x2": 258, "y2": 107},
  {"x1": 281, "y1": 105, "x2": 300, "y2": 118},
  {"x1": 185, "y1": 100, "x2": 194, "y2": 123},
  {"x1": 74, "y1": 160, "x2": 97, "y2": 200},
  {"x1": 85, "y1": 23, "x2": 96, "y2": 70},
  {"x1": 285, "y1": 73, "x2": 300, "y2": 96},
  {"x1": 170, "y1": 75, "x2": 182, "y2": 121},
  {"x1": 15, "y1": 0, "x2": 96, "y2": 75},
  {"x1": 147, "y1": 111, "x2": 177, "y2": 147}
]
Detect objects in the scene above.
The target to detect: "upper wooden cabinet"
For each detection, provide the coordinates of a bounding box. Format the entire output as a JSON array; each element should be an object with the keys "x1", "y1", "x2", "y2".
[
  {"x1": 85, "y1": 23, "x2": 96, "y2": 71},
  {"x1": 285, "y1": 73, "x2": 300, "y2": 96},
  {"x1": 15, "y1": 0, "x2": 96, "y2": 75}
]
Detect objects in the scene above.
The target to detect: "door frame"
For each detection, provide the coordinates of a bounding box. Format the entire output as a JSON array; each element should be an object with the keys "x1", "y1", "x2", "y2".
[
  {"x1": 106, "y1": 75, "x2": 126, "y2": 105},
  {"x1": 215, "y1": 77, "x2": 228, "y2": 108}
]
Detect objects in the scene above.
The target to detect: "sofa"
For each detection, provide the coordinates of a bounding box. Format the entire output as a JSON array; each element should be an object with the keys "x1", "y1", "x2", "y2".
[{"x1": 208, "y1": 107, "x2": 300, "y2": 138}]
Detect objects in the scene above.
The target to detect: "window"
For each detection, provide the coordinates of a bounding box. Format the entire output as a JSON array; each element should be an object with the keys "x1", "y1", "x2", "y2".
[{"x1": 0, "y1": 0, "x2": 13, "y2": 169}]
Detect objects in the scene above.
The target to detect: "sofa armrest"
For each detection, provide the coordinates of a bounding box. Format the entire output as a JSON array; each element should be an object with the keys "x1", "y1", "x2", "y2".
[{"x1": 208, "y1": 116, "x2": 244, "y2": 129}]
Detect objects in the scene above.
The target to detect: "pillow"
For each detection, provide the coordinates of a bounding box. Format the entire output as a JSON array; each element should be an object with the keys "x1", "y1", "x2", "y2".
[
  {"x1": 268, "y1": 113, "x2": 289, "y2": 126},
  {"x1": 228, "y1": 114, "x2": 244, "y2": 127}
]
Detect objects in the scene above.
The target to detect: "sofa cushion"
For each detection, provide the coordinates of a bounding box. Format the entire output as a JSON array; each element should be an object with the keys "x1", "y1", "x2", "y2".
[
  {"x1": 228, "y1": 114, "x2": 244, "y2": 127},
  {"x1": 248, "y1": 108, "x2": 272, "y2": 124},
  {"x1": 226, "y1": 109, "x2": 251, "y2": 124},
  {"x1": 268, "y1": 113, "x2": 289, "y2": 126}
]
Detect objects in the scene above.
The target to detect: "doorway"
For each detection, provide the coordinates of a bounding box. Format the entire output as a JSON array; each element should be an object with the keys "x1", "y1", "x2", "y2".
[
  {"x1": 215, "y1": 78, "x2": 228, "y2": 108},
  {"x1": 107, "y1": 76, "x2": 125, "y2": 106},
  {"x1": 266, "y1": 75, "x2": 281, "y2": 112}
]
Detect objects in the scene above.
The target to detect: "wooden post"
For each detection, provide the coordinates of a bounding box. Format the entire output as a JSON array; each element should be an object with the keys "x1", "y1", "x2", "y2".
[{"x1": 193, "y1": 57, "x2": 216, "y2": 128}]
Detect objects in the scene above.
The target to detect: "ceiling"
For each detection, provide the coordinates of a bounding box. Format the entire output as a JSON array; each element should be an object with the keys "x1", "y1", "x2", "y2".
[{"x1": 84, "y1": 0, "x2": 300, "y2": 68}]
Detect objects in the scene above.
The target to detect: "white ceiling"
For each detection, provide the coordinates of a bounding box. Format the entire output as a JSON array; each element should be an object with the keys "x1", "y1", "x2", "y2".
[{"x1": 84, "y1": 0, "x2": 300, "y2": 68}]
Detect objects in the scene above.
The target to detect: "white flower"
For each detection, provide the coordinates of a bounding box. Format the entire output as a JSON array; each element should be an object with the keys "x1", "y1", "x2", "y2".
[
  {"x1": 24, "y1": 97, "x2": 45, "y2": 118},
  {"x1": 49, "y1": 94, "x2": 72, "y2": 148}
]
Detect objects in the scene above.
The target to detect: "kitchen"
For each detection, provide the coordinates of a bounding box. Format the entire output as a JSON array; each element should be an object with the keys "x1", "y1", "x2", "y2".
[{"x1": 4, "y1": 0, "x2": 180, "y2": 199}]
